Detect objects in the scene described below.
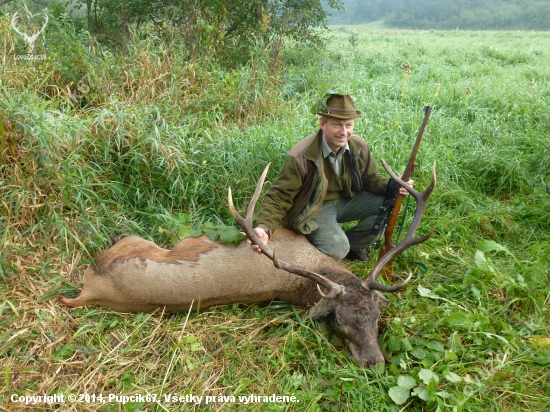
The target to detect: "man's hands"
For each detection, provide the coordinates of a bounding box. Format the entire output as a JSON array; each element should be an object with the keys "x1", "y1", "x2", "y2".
[
  {"x1": 247, "y1": 227, "x2": 269, "y2": 254},
  {"x1": 399, "y1": 179, "x2": 414, "y2": 196}
]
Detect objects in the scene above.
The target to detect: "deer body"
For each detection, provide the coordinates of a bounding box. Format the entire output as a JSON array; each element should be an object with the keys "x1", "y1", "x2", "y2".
[{"x1": 60, "y1": 229, "x2": 350, "y2": 313}]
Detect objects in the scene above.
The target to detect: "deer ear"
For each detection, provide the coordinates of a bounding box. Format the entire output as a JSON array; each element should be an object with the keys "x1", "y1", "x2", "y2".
[
  {"x1": 372, "y1": 291, "x2": 390, "y2": 308},
  {"x1": 308, "y1": 299, "x2": 335, "y2": 320}
]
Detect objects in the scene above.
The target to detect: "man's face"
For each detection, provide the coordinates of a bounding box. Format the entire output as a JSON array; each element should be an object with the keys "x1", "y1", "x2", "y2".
[{"x1": 320, "y1": 117, "x2": 355, "y2": 153}]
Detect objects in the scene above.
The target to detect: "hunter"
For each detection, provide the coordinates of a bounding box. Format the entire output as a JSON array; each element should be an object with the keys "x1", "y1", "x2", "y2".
[{"x1": 248, "y1": 93, "x2": 413, "y2": 261}]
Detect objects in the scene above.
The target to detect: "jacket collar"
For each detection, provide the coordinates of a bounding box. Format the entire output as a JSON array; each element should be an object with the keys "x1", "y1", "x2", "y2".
[
  {"x1": 303, "y1": 130, "x2": 362, "y2": 168},
  {"x1": 304, "y1": 130, "x2": 324, "y2": 166}
]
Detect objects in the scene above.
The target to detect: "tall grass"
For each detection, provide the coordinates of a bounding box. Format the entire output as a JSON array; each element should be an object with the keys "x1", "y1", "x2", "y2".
[{"x1": 1, "y1": 14, "x2": 549, "y2": 411}]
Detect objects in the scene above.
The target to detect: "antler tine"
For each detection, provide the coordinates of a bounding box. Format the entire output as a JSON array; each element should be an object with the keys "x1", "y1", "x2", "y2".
[
  {"x1": 228, "y1": 164, "x2": 345, "y2": 299},
  {"x1": 245, "y1": 162, "x2": 271, "y2": 224},
  {"x1": 366, "y1": 160, "x2": 436, "y2": 292}
]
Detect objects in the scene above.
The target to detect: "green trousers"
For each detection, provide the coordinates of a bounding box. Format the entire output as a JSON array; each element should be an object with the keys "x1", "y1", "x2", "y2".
[{"x1": 305, "y1": 191, "x2": 385, "y2": 260}]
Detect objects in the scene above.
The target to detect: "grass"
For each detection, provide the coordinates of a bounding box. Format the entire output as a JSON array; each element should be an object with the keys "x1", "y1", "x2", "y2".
[{"x1": 1, "y1": 16, "x2": 550, "y2": 411}]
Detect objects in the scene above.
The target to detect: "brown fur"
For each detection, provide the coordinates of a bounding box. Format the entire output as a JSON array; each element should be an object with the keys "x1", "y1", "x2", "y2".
[
  {"x1": 59, "y1": 228, "x2": 393, "y2": 366},
  {"x1": 91, "y1": 235, "x2": 218, "y2": 275}
]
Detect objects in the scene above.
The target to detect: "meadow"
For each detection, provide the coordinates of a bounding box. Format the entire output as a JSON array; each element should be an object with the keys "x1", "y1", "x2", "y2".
[{"x1": 1, "y1": 17, "x2": 549, "y2": 411}]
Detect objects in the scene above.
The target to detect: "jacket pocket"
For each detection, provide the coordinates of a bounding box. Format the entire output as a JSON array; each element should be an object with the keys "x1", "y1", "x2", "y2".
[
  {"x1": 295, "y1": 218, "x2": 319, "y2": 235},
  {"x1": 293, "y1": 175, "x2": 327, "y2": 235}
]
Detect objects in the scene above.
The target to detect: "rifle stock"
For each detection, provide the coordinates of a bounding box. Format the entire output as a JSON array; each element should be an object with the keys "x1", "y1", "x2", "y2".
[{"x1": 378, "y1": 106, "x2": 432, "y2": 275}]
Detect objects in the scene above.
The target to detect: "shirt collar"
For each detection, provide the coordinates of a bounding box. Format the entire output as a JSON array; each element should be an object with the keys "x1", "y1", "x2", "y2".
[{"x1": 321, "y1": 133, "x2": 349, "y2": 158}]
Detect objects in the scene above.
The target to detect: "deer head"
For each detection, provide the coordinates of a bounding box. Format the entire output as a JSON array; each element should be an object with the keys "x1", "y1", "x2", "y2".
[
  {"x1": 229, "y1": 161, "x2": 436, "y2": 366},
  {"x1": 11, "y1": 11, "x2": 49, "y2": 55}
]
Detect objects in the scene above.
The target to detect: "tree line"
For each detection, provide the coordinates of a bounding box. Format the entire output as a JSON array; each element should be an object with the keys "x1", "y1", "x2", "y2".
[
  {"x1": 329, "y1": 0, "x2": 550, "y2": 30},
  {"x1": 3, "y1": 0, "x2": 343, "y2": 64}
]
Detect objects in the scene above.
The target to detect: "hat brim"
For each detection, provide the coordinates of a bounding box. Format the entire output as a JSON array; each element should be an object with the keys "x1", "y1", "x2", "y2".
[{"x1": 317, "y1": 109, "x2": 362, "y2": 119}]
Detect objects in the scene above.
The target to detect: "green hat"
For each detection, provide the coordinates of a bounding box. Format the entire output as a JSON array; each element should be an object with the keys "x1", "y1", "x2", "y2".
[{"x1": 317, "y1": 93, "x2": 362, "y2": 119}]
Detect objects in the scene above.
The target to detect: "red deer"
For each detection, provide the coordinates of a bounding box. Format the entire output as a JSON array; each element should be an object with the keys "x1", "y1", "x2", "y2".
[{"x1": 60, "y1": 161, "x2": 436, "y2": 367}]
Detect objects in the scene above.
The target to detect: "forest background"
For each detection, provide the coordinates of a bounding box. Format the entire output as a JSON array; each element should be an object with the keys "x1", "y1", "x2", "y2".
[{"x1": 1, "y1": 0, "x2": 549, "y2": 411}]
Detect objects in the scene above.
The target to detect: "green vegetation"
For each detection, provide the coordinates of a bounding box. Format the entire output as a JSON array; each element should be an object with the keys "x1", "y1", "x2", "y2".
[
  {"x1": 4, "y1": 0, "x2": 343, "y2": 64},
  {"x1": 1, "y1": 11, "x2": 550, "y2": 412},
  {"x1": 330, "y1": 0, "x2": 550, "y2": 30}
]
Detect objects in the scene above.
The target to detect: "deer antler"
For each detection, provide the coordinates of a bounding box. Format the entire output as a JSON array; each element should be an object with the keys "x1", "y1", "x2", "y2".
[
  {"x1": 228, "y1": 164, "x2": 345, "y2": 299},
  {"x1": 365, "y1": 160, "x2": 436, "y2": 293}
]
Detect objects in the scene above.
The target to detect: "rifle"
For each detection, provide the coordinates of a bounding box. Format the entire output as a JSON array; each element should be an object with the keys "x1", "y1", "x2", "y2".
[{"x1": 375, "y1": 106, "x2": 432, "y2": 275}]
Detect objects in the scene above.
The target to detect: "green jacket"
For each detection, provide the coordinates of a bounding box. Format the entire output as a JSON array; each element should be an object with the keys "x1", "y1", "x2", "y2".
[{"x1": 257, "y1": 131, "x2": 389, "y2": 236}]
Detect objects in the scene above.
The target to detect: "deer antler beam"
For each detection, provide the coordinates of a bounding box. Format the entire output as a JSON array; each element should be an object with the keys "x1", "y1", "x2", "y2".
[
  {"x1": 272, "y1": 247, "x2": 345, "y2": 298},
  {"x1": 228, "y1": 164, "x2": 345, "y2": 299},
  {"x1": 365, "y1": 160, "x2": 437, "y2": 292}
]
